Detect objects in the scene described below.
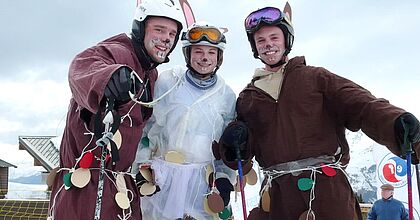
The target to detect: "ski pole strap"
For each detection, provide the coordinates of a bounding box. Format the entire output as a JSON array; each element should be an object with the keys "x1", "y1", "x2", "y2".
[{"x1": 93, "y1": 98, "x2": 121, "y2": 164}]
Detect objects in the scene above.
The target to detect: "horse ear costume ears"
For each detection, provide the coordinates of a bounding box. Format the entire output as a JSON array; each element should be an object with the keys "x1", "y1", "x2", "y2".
[
  {"x1": 179, "y1": 0, "x2": 196, "y2": 27},
  {"x1": 283, "y1": 2, "x2": 292, "y2": 23},
  {"x1": 219, "y1": 27, "x2": 229, "y2": 34}
]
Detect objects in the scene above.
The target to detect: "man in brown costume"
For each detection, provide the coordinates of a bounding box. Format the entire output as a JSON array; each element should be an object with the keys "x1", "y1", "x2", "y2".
[
  {"x1": 47, "y1": 0, "x2": 186, "y2": 219},
  {"x1": 215, "y1": 3, "x2": 420, "y2": 220}
]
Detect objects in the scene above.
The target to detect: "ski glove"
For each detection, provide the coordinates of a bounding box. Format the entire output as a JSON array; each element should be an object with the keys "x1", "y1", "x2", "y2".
[
  {"x1": 215, "y1": 177, "x2": 234, "y2": 207},
  {"x1": 104, "y1": 67, "x2": 132, "y2": 102},
  {"x1": 105, "y1": 66, "x2": 147, "y2": 106},
  {"x1": 220, "y1": 121, "x2": 249, "y2": 161},
  {"x1": 394, "y1": 112, "x2": 420, "y2": 164}
]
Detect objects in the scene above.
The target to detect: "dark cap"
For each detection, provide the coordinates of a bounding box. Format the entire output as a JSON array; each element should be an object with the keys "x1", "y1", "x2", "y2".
[{"x1": 380, "y1": 183, "x2": 394, "y2": 190}]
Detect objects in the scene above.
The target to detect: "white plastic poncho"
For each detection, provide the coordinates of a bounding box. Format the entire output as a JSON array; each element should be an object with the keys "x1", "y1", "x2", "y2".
[{"x1": 135, "y1": 66, "x2": 237, "y2": 219}]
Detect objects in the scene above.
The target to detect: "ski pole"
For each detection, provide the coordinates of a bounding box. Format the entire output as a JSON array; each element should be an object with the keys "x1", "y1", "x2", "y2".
[
  {"x1": 234, "y1": 141, "x2": 247, "y2": 220},
  {"x1": 402, "y1": 119, "x2": 413, "y2": 220},
  {"x1": 93, "y1": 99, "x2": 115, "y2": 220}
]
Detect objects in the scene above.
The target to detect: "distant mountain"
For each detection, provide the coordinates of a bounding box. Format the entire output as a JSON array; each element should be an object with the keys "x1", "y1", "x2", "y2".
[
  {"x1": 10, "y1": 172, "x2": 44, "y2": 184},
  {"x1": 346, "y1": 130, "x2": 379, "y2": 203}
]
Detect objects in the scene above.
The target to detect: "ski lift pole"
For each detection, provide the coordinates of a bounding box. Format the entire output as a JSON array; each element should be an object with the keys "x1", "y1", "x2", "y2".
[
  {"x1": 234, "y1": 141, "x2": 248, "y2": 220},
  {"x1": 93, "y1": 99, "x2": 115, "y2": 220},
  {"x1": 402, "y1": 119, "x2": 413, "y2": 220}
]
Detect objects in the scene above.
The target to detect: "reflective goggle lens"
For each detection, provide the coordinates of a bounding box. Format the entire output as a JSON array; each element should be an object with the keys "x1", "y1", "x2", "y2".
[
  {"x1": 188, "y1": 27, "x2": 222, "y2": 43},
  {"x1": 245, "y1": 7, "x2": 284, "y2": 31}
]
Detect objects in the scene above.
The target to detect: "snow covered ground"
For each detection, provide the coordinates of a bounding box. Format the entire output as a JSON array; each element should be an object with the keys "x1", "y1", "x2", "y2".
[{"x1": 6, "y1": 182, "x2": 49, "y2": 200}]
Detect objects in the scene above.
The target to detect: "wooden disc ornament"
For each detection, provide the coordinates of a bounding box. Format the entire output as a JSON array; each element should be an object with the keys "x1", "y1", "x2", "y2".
[
  {"x1": 79, "y1": 151, "x2": 94, "y2": 169},
  {"x1": 205, "y1": 164, "x2": 214, "y2": 184},
  {"x1": 203, "y1": 197, "x2": 214, "y2": 215},
  {"x1": 47, "y1": 167, "x2": 59, "y2": 187},
  {"x1": 298, "y1": 210, "x2": 315, "y2": 220},
  {"x1": 164, "y1": 151, "x2": 186, "y2": 164},
  {"x1": 207, "y1": 192, "x2": 224, "y2": 213},
  {"x1": 321, "y1": 163, "x2": 337, "y2": 177},
  {"x1": 139, "y1": 167, "x2": 153, "y2": 182},
  {"x1": 261, "y1": 188, "x2": 271, "y2": 212},
  {"x1": 115, "y1": 192, "x2": 130, "y2": 209},
  {"x1": 108, "y1": 130, "x2": 122, "y2": 151},
  {"x1": 71, "y1": 168, "x2": 91, "y2": 188},
  {"x1": 116, "y1": 173, "x2": 127, "y2": 194},
  {"x1": 63, "y1": 172, "x2": 73, "y2": 190},
  {"x1": 235, "y1": 175, "x2": 247, "y2": 192},
  {"x1": 139, "y1": 182, "x2": 157, "y2": 196},
  {"x1": 245, "y1": 168, "x2": 258, "y2": 185},
  {"x1": 297, "y1": 178, "x2": 314, "y2": 191},
  {"x1": 218, "y1": 207, "x2": 232, "y2": 220}
]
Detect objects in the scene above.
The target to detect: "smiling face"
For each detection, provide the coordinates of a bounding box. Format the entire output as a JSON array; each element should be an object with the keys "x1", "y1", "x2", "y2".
[
  {"x1": 381, "y1": 188, "x2": 394, "y2": 200},
  {"x1": 253, "y1": 25, "x2": 286, "y2": 68},
  {"x1": 143, "y1": 16, "x2": 179, "y2": 63},
  {"x1": 189, "y1": 45, "x2": 218, "y2": 76}
]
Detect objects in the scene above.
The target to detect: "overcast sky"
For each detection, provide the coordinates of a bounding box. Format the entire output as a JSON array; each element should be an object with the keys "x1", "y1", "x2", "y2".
[{"x1": 1, "y1": 0, "x2": 419, "y2": 174}]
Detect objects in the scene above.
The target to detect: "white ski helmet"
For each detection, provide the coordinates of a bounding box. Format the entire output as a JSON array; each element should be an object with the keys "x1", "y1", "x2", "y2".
[
  {"x1": 133, "y1": 0, "x2": 184, "y2": 26},
  {"x1": 181, "y1": 21, "x2": 226, "y2": 72},
  {"x1": 131, "y1": 0, "x2": 184, "y2": 65}
]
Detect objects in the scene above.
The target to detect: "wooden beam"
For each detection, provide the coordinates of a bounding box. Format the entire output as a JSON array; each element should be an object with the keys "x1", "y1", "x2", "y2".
[{"x1": 34, "y1": 158, "x2": 43, "y2": 166}]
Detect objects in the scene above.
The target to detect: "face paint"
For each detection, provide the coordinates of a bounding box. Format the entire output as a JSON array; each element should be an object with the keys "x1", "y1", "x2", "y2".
[
  {"x1": 258, "y1": 45, "x2": 285, "y2": 63},
  {"x1": 148, "y1": 38, "x2": 173, "y2": 61}
]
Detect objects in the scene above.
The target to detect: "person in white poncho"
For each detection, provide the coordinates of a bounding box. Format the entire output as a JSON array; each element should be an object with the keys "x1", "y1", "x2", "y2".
[{"x1": 133, "y1": 21, "x2": 237, "y2": 220}]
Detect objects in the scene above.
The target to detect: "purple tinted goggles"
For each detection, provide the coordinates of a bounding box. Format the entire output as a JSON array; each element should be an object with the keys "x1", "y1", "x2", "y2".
[{"x1": 245, "y1": 7, "x2": 286, "y2": 32}]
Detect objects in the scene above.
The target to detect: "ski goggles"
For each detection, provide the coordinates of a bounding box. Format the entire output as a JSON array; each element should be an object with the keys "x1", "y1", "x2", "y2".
[
  {"x1": 245, "y1": 7, "x2": 290, "y2": 32},
  {"x1": 182, "y1": 27, "x2": 225, "y2": 44}
]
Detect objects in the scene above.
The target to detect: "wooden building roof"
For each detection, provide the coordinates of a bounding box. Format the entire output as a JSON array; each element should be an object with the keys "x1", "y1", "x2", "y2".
[
  {"x1": 0, "y1": 159, "x2": 17, "y2": 168},
  {"x1": 18, "y1": 136, "x2": 59, "y2": 172}
]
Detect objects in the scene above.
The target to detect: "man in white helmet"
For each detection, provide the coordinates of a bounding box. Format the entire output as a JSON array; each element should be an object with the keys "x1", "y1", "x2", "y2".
[
  {"x1": 134, "y1": 22, "x2": 236, "y2": 219},
  {"x1": 47, "y1": 0, "x2": 186, "y2": 219}
]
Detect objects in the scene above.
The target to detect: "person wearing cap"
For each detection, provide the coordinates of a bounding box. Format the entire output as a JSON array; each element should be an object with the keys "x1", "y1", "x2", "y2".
[
  {"x1": 367, "y1": 184, "x2": 408, "y2": 220},
  {"x1": 47, "y1": 0, "x2": 188, "y2": 219},
  {"x1": 133, "y1": 21, "x2": 236, "y2": 220},
  {"x1": 213, "y1": 2, "x2": 420, "y2": 220}
]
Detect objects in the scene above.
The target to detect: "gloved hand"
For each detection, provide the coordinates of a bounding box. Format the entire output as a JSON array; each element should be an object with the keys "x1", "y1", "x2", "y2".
[
  {"x1": 104, "y1": 66, "x2": 132, "y2": 103},
  {"x1": 215, "y1": 177, "x2": 234, "y2": 207},
  {"x1": 105, "y1": 66, "x2": 147, "y2": 107},
  {"x1": 394, "y1": 112, "x2": 420, "y2": 164},
  {"x1": 220, "y1": 121, "x2": 249, "y2": 161}
]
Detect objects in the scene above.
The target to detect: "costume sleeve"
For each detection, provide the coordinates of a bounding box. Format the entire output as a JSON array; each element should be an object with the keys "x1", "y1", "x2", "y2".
[
  {"x1": 319, "y1": 67, "x2": 408, "y2": 156},
  {"x1": 69, "y1": 45, "x2": 125, "y2": 113}
]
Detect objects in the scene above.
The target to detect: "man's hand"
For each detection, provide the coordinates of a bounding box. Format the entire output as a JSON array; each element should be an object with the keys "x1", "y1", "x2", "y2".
[
  {"x1": 394, "y1": 112, "x2": 420, "y2": 164},
  {"x1": 220, "y1": 121, "x2": 249, "y2": 161}
]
